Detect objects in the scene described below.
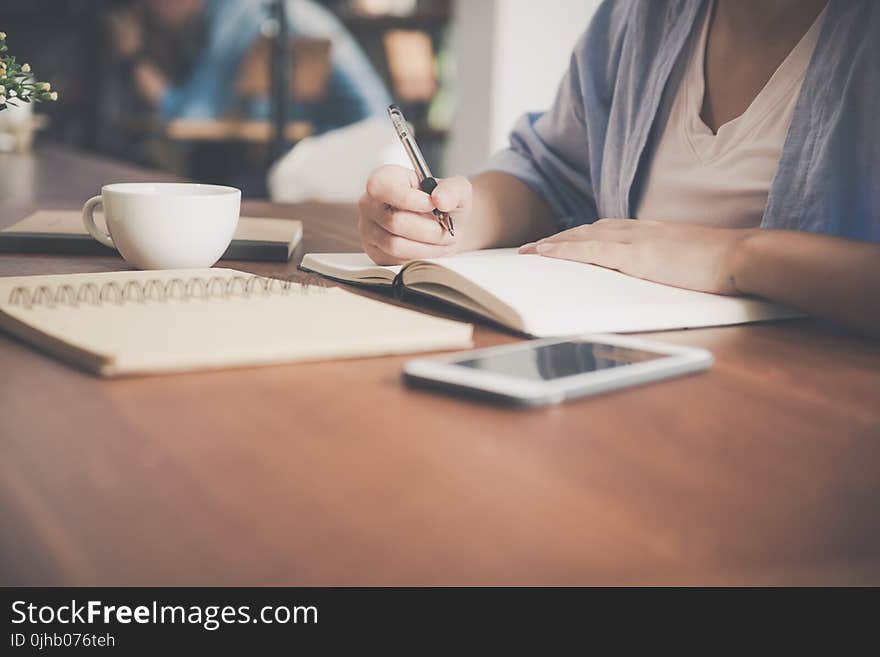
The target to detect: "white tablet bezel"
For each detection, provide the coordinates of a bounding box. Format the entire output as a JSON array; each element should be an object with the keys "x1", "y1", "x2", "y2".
[{"x1": 403, "y1": 333, "x2": 714, "y2": 405}]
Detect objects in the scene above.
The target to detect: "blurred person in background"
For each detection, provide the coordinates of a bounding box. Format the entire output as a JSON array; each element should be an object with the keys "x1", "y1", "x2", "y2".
[{"x1": 107, "y1": 0, "x2": 390, "y2": 134}]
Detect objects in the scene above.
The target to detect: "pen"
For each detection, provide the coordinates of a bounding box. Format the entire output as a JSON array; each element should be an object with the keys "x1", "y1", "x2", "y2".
[{"x1": 387, "y1": 104, "x2": 455, "y2": 236}]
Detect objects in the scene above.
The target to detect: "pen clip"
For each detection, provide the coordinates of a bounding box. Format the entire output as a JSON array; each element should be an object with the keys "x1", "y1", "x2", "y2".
[{"x1": 388, "y1": 104, "x2": 433, "y2": 181}]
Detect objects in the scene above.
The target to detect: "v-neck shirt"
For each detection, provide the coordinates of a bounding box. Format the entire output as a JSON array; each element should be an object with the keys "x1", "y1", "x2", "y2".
[{"x1": 635, "y1": 1, "x2": 828, "y2": 228}]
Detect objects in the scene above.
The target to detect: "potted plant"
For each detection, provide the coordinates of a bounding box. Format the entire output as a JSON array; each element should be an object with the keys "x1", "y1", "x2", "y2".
[{"x1": 0, "y1": 31, "x2": 58, "y2": 152}]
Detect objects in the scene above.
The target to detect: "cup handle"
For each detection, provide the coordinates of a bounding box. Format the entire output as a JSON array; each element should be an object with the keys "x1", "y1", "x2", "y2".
[{"x1": 82, "y1": 195, "x2": 114, "y2": 248}]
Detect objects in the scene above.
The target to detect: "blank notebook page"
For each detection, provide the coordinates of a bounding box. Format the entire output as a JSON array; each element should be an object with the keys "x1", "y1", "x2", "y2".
[{"x1": 411, "y1": 251, "x2": 801, "y2": 335}]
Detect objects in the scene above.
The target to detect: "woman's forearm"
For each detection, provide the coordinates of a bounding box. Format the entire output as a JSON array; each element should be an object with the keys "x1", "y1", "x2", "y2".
[
  {"x1": 463, "y1": 171, "x2": 558, "y2": 251},
  {"x1": 732, "y1": 230, "x2": 880, "y2": 336}
]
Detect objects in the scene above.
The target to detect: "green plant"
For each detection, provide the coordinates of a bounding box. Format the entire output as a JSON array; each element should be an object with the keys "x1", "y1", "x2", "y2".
[{"x1": 0, "y1": 31, "x2": 58, "y2": 110}]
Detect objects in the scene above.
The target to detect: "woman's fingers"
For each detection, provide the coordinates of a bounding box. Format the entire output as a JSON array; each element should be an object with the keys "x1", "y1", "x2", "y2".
[
  {"x1": 518, "y1": 219, "x2": 639, "y2": 254},
  {"x1": 431, "y1": 176, "x2": 472, "y2": 213},
  {"x1": 534, "y1": 240, "x2": 630, "y2": 272},
  {"x1": 360, "y1": 200, "x2": 456, "y2": 262},
  {"x1": 375, "y1": 207, "x2": 455, "y2": 246},
  {"x1": 359, "y1": 166, "x2": 472, "y2": 264},
  {"x1": 543, "y1": 219, "x2": 637, "y2": 243},
  {"x1": 359, "y1": 194, "x2": 454, "y2": 245},
  {"x1": 365, "y1": 165, "x2": 435, "y2": 213},
  {"x1": 365, "y1": 221, "x2": 457, "y2": 263}
]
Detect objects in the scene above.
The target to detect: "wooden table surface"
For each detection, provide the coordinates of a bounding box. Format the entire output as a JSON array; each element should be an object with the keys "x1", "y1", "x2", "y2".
[{"x1": 2, "y1": 145, "x2": 879, "y2": 586}]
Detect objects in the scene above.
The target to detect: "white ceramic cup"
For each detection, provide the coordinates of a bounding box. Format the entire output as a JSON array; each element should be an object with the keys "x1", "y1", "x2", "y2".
[{"x1": 82, "y1": 183, "x2": 241, "y2": 270}]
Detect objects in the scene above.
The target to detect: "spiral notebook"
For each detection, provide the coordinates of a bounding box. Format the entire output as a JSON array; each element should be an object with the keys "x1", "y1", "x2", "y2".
[{"x1": 0, "y1": 269, "x2": 473, "y2": 377}]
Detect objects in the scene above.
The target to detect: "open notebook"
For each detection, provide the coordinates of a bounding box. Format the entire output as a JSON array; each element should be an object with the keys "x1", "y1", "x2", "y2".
[
  {"x1": 301, "y1": 249, "x2": 801, "y2": 336},
  {"x1": 0, "y1": 269, "x2": 473, "y2": 377}
]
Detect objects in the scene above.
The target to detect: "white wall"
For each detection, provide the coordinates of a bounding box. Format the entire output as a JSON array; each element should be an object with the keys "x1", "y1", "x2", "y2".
[{"x1": 445, "y1": 0, "x2": 601, "y2": 176}]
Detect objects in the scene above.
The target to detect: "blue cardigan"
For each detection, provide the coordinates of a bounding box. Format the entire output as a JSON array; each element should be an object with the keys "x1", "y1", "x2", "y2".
[{"x1": 487, "y1": 0, "x2": 880, "y2": 241}]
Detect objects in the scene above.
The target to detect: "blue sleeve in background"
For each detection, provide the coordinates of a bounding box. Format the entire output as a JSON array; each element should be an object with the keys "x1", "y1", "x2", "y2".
[
  {"x1": 160, "y1": 0, "x2": 391, "y2": 133},
  {"x1": 286, "y1": 0, "x2": 391, "y2": 131},
  {"x1": 159, "y1": 0, "x2": 263, "y2": 121}
]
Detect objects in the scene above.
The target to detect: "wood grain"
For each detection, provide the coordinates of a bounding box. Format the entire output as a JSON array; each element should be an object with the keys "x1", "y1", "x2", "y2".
[{"x1": 1, "y1": 145, "x2": 879, "y2": 586}]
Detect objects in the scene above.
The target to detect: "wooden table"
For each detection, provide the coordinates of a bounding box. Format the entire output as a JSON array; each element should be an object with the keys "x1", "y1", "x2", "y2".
[{"x1": 2, "y1": 145, "x2": 879, "y2": 586}]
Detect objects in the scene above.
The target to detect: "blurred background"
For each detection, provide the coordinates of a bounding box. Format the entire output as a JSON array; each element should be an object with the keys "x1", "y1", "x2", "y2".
[{"x1": 0, "y1": 0, "x2": 599, "y2": 201}]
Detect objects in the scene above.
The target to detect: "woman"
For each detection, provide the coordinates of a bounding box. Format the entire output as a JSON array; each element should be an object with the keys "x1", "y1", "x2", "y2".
[{"x1": 358, "y1": 0, "x2": 880, "y2": 336}]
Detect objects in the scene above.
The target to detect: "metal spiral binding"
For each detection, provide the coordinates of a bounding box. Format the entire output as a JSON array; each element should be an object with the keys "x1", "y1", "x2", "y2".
[{"x1": 7, "y1": 273, "x2": 329, "y2": 310}]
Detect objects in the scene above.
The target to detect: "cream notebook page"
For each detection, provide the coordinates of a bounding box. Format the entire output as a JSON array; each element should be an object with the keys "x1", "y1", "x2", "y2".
[
  {"x1": 302, "y1": 249, "x2": 801, "y2": 336},
  {"x1": 0, "y1": 269, "x2": 473, "y2": 377}
]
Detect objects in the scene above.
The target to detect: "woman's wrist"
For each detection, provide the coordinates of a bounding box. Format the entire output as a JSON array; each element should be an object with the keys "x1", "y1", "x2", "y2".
[
  {"x1": 466, "y1": 171, "x2": 557, "y2": 251},
  {"x1": 726, "y1": 228, "x2": 763, "y2": 295}
]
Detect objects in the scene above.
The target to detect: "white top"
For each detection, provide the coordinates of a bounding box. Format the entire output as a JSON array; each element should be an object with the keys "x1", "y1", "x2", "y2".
[{"x1": 635, "y1": 2, "x2": 827, "y2": 228}]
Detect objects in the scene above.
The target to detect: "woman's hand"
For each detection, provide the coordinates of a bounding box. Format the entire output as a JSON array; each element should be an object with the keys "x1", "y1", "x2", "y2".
[
  {"x1": 519, "y1": 219, "x2": 756, "y2": 295},
  {"x1": 358, "y1": 165, "x2": 472, "y2": 265}
]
